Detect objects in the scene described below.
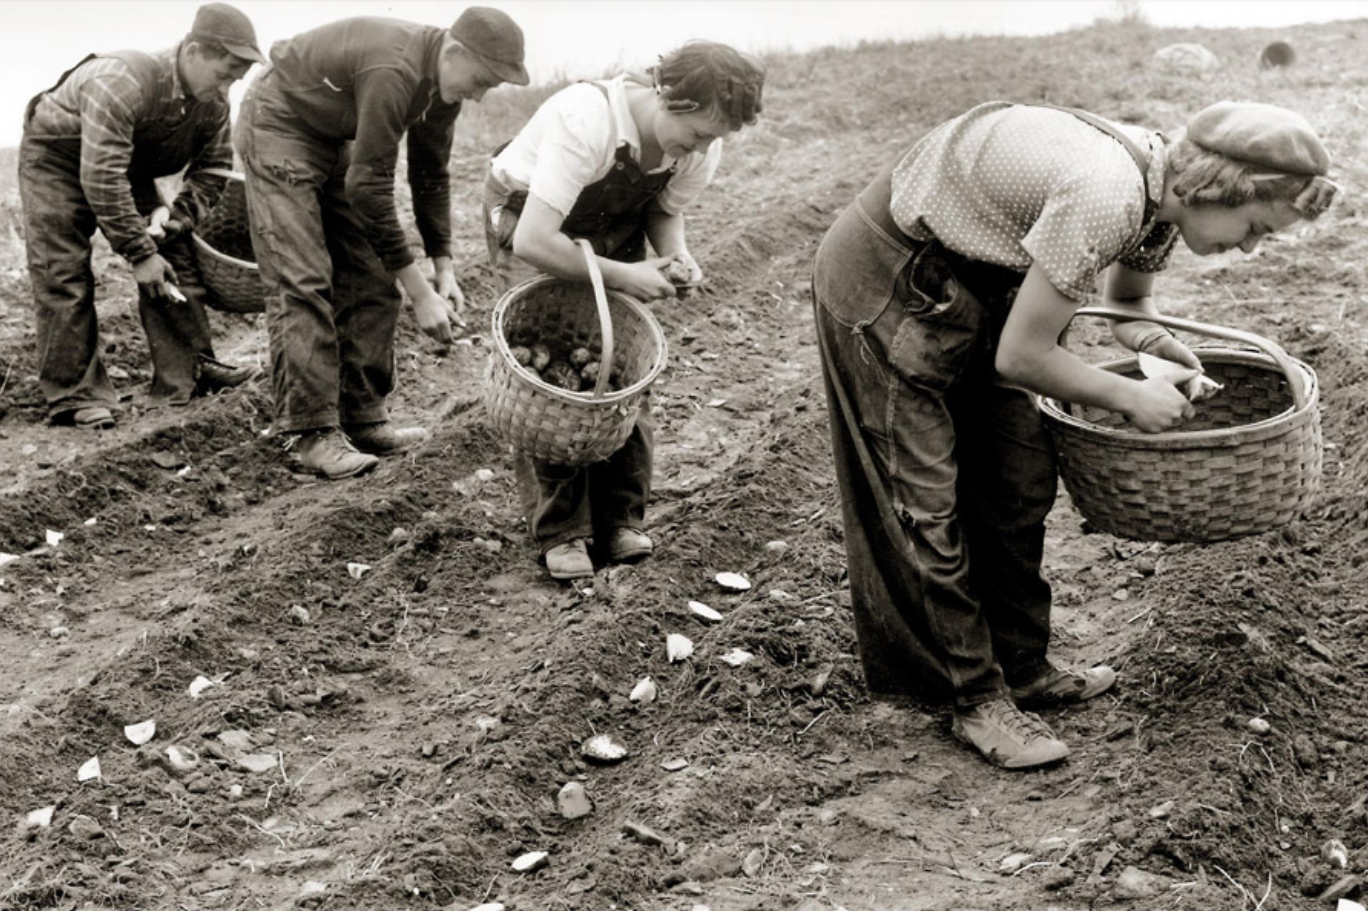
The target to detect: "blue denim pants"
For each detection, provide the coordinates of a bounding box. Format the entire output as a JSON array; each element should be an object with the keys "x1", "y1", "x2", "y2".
[
  {"x1": 234, "y1": 72, "x2": 401, "y2": 433},
  {"x1": 813, "y1": 193, "x2": 1058, "y2": 708},
  {"x1": 19, "y1": 136, "x2": 218, "y2": 416}
]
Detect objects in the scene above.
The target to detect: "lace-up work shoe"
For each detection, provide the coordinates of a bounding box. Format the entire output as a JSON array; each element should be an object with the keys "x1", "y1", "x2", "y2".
[
  {"x1": 297, "y1": 429, "x2": 379, "y2": 480},
  {"x1": 1010, "y1": 664, "x2": 1117, "y2": 709},
  {"x1": 608, "y1": 527, "x2": 653, "y2": 563},
  {"x1": 196, "y1": 355, "x2": 258, "y2": 393},
  {"x1": 545, "y1": 538, "x2": 593, "y2": 580},
  {"x1": 71, "y1": 406, "x2": 116, "y2": 429},
  {"x1": 345, "y1": 422, "x2": 430, "y2": 455},
  {"x1": 952, "y1": 698, "x2": 1070, "y2": 770}
]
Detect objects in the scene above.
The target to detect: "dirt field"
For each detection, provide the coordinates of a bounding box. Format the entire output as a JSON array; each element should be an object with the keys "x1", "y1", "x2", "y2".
[{"x1": 3, "y1": 14, "x2": 1368, "y2": 911}]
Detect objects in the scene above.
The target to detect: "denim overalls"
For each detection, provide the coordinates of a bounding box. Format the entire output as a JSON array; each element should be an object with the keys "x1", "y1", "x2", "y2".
[
  {"x1": 812, "y1": 155, "x2": 1059, "y2": 708},
  {"x1": 19, "y1": 50, "x2": 228, "y2": 416},
  {"x1": 483, "y1": 85, "x2": 675, "y2": 554}
]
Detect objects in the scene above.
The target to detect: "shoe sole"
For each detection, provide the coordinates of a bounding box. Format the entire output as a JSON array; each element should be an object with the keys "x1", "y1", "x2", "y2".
[
  {"x1": 309, "y1": 458, "x2": 379, "y2": 481},
  {"x1": 547, "y1": 565, "x2": 595, "y2": 581},
  {"x1": 609, "y1": 545, "x2": 653, "y2": 563}
]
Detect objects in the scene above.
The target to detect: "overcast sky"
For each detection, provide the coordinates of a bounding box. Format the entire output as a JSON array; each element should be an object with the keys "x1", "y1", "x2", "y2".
[{"x1": 1, "y1": 0, "x2": 1363, "y2": 147}]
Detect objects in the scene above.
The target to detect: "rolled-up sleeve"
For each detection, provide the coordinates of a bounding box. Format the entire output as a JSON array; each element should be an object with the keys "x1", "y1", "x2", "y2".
[
  {"x1": 345, "y1": 67, "x2": 419, "y2": 273},
  {"x1": 406, "y1": 101, "x2": 459, "y2": 260},
  {"x1": 77, "y1": 66, "x2": 158, "y2": 264}
]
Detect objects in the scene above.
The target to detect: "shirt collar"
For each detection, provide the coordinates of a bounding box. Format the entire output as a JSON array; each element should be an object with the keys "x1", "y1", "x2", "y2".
[{"x1": 604, "y1": 74, "x2": 679, "y2": 174}]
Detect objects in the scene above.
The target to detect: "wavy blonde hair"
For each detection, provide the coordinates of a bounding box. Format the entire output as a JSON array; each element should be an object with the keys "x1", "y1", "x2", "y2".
[{"x1": 1167, "y1": 136, "x2": 1313, "y2": 207}]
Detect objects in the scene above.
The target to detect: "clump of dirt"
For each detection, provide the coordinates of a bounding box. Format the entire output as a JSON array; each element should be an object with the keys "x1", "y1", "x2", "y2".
[{"x1": 2, "y1": 16, "x2": 1368, "y2": 911}]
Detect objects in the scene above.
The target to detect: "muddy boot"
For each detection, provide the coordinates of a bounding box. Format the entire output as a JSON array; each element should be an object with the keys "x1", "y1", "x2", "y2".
[
  {"x1": 607, "y1": 527, "x2": 653, "y2": 563},
  {"x1": 345, "y1": 422, "x2": 430, "y2": 455},
  {"x1": 196, "y1": 355, "x2": 259, "y2": 394},
  {"x1": 545, "y1": 538, "x2": 593, "y2": 580},
  {"x1": 952, "y1": 697, "x2": 1070, "y2": 770},
  {"x1": 1010, "y1": 664, "x2": 1117, "y2": 709},
  {"x1": 296, "y1": 429, "x2": 379, "y2": 480}
]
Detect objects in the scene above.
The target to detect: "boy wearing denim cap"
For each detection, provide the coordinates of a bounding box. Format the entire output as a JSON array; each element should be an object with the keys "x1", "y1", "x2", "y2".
[
  {"x1": 18, "y1": 2, "x2": 264, "y2": 429},
  {"x1": 812, "y1": 99, "x2": 1335, "y2": 770},
  {"x1": 234, "y1": 8, "x2": 529, "y2": 480}
]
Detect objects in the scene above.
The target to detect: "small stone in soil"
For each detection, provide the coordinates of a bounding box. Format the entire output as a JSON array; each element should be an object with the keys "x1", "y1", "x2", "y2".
[
  {"x1": 511, "y1": 851, "x2": 549, "y2": 873},
  {"x1": 623, "y1": 821, "x2": 668, "y2": 846},
  {"x1": 558, "y1": 781, "x2": 593, "y2": 819}
]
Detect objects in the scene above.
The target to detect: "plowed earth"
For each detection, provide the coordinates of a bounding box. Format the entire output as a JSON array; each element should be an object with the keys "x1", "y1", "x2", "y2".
[{"x1": 2, "y1": 17, "x2": 1367, "y2": 911}]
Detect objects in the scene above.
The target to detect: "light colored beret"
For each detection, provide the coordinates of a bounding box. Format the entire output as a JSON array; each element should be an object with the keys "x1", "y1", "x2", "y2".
[{"x1": 1186, "y1": 101, "x2": 1329, "y2": 176}]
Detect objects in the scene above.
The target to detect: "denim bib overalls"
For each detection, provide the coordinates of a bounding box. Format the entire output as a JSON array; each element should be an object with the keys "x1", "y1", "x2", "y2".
[{"x1": 482, "y1": 82, "x2": 676, "y2": 554}]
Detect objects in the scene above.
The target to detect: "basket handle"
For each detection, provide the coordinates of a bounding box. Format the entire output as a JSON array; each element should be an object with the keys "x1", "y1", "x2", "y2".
[
  {"x1": 576, "y1": 238, "x2": 615, "y2": 399},
  {"x1": 1074, "y1": 306, "x2": 1308, "y2": 410}
]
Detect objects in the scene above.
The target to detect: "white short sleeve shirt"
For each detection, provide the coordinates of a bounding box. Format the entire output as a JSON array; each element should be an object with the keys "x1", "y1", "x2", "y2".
[
  {"x1": 889, "y1": 101, "x2": 1177, "y2": 301},
  {"x1": 490, "y1": 74, "x2": 722, "y2": 219}
]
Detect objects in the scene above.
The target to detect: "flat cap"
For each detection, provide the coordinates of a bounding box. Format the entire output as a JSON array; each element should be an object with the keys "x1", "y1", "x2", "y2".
[
  {"x1": 1186, "y1": 101, "x2": 1328, "y2": 176},
  {"x1": 191, "y1": 2, "x2": 265, "y2": 65},
  {"x1": 451, "y1": 7, "x2": 529, "y2": 86}
]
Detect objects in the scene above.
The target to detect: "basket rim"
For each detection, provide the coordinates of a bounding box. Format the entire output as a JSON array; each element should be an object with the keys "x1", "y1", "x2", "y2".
[
  {"x1": 1040, "y1": 347, "x2": 1319, "y2": 447},
  {"x1": 490, "y1": 274, "x2": 669, "y2": 403},
  {"x1": 191, "y1": 231, "x2": 258, "y2": 271}
]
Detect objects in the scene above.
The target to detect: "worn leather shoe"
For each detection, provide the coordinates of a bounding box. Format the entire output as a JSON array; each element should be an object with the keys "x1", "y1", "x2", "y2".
[
  {"x1": 1010, "y1": 664, "x2": 1117, "y2": 709},
  {"x1": 953, "y1": 697, "x2": 1070, "y2": 770},
  {"x1": 545, "y1": 538, "x2": 593, "y2": 580},
  {"x1": 196, "y1": 355, "x2": 258, "y2": 393},
  {"x1": 70, "y1": 406, "x2": 116, "y2": 429},
  {"x1": 297, "y1": 429, "x2": 379, "y2": 480},
  {"x1": 345, "y1": 422, "x2": 430, "y2": 455},
  {"x1": 608, "y1": 527, "x2": 653, "y2": 563}
]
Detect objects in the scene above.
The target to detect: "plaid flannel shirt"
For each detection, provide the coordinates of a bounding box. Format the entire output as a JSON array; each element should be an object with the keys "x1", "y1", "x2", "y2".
[{"x1": 26, "y1": 45, "x2": 232, "y2": 265}]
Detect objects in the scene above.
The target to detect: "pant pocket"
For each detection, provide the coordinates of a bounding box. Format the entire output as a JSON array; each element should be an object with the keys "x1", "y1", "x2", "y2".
[
  {"x1": 813, "y1": 202, "x2": 910, "y2": 329},
  {"x1": 884, "y1": 246, "x2": 987, "y2": 393}
]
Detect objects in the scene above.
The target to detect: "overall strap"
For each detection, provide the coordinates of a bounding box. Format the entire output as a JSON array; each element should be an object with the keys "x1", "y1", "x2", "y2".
[
  {"x1": 1033, "y1": 103, "x2": 1157, "y2": 223},
  {"x1": 24, "y1": 53, "x2": 98, "y2": 126}
]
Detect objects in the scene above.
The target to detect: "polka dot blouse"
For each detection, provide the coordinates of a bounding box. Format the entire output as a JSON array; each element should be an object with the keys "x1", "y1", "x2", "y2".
[{"x1": 891, "y1": 101, "x2": 1178, "y2": 301}]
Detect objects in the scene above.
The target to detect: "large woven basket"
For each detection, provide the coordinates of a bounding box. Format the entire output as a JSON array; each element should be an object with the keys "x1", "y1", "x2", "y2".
[
  {"x1": 190, "y1": 167, "x2": 266, "y2": 314},
  {"x1": 1040, "y1": 307, "x2": 1321, "y2": 543},
  {"x1": 484, "y1": 239, "x2": 668, "y2": 466}
]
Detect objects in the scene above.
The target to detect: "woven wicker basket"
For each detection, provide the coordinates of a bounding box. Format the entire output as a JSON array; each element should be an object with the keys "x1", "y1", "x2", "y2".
[
  {"x1": 1040, "y1": 307, "x2": 1322, "y2": 543},
  {"x1": 190, "y1": 167, "x2": 266, "y2": 314},
  {"x1": 484, "y1": 239, "x2": 668, "y2": 466}
]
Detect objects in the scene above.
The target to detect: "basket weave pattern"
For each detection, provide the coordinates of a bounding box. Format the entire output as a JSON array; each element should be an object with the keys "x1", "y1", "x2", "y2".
[
  {"x1": 484, "y1": 276, "x2": 667, "y2": 466},
  {"x1": 191, "y1": 173, "x2": 267, "y2": 314},
  {"x1": 1042, "y1": 350, "x2": 1322, "y2": 543}
]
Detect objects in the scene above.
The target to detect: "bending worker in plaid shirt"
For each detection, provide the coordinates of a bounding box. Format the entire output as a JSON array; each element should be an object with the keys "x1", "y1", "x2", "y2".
[{"x1": 18, "y1": 3, "x2": 263, "y2": 430}]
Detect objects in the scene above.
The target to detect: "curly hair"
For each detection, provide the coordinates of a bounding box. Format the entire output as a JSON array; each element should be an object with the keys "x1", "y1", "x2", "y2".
[
  {"x1": 1167, "y1": 136, "x2": 1312, "y2": 207},
  {"x1": 650, "y1": 41, "x2": 765, "y2": 131}
]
